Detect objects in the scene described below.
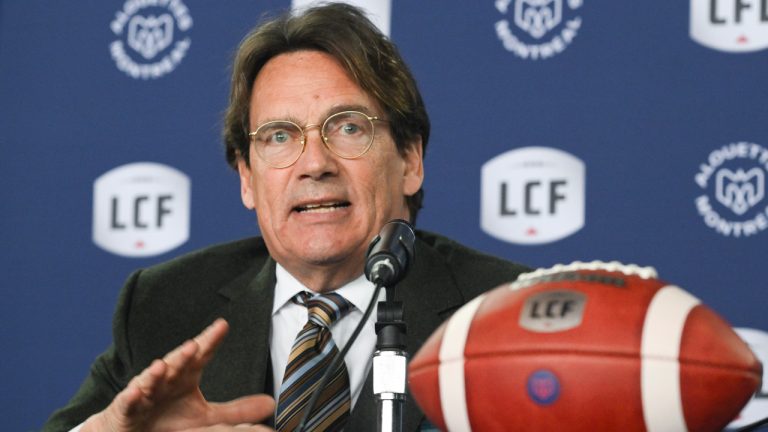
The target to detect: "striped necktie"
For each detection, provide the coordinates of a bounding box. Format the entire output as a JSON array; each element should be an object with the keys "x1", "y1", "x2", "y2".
[{"x1": 276, "y1": 292, "x2": 353, "y2": 432}]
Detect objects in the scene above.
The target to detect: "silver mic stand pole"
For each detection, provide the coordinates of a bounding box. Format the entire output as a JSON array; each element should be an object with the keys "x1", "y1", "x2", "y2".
[{"x1": 373, "y1": 282, "x2": 407, "y2": 432}]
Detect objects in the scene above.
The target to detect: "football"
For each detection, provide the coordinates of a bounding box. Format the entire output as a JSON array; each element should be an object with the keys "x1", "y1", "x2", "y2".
[{"x1": 408, "y1": 262, "x2": 762, "y2": 432}]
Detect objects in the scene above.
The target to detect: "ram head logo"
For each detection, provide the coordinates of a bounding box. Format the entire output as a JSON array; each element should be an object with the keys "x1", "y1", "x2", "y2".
[
  {"x1": 127, "y1": 14, "x2": 174, "y2": 60},
  {"x1": 715, "y1": 168, "x2": 765, "y2": 215},
  {"x1": 515, "y1": 0, "x2": 562, "y2": 39}
]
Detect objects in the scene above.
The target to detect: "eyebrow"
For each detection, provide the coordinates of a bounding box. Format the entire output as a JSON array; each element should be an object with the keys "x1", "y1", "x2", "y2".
[
  {"x1": 322, "y1": 104, "x2": 376, "y2": 119},
  {"x1": 254, "y1": 104, "x2": 378, "y2": 127}
]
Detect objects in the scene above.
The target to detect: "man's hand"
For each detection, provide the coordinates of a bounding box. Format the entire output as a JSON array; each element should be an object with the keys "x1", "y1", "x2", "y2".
[{"x1": 82, "y1": 319, "x2": 275, "y2": 432}]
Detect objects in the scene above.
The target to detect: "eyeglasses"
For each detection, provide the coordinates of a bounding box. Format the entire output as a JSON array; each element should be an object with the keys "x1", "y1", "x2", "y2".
[{"x1": 248, "y1": 110, "x2": 387, "y2": 168}]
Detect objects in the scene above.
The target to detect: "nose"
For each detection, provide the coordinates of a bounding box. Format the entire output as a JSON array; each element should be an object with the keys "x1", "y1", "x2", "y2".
[{"x1": 295, "y1": 125, "x2": 338, "y2": 179}]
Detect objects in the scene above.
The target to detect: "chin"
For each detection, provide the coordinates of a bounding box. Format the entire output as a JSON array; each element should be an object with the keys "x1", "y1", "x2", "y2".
[{"x1": 300, "y1": 237, "x2": 365, "y2": 266}]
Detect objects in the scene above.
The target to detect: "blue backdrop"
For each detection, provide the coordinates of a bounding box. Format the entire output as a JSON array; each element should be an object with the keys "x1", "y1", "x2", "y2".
[{"x1": 1, "y1": 1, "x2": 766, "y2": 430}]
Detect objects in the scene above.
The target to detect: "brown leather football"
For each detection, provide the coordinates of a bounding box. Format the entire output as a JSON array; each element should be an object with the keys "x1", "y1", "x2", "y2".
[{"x1": 408, "y1": 262, "x2": 762, "y2": 432}]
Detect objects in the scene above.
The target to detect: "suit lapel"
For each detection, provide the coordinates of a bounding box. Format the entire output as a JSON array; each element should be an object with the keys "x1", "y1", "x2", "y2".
[
  {"x1": 201, "y1": 257, "x2": 276, "y2": 400},
  {"x1": 348, "y1": 238, "x2": 465, "y2": 431}
]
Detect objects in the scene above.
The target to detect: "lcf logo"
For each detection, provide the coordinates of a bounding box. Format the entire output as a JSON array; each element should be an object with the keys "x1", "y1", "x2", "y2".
[
  {"x1": 481, "y1": 147, "x2": 585, "y2": 244},
  {"x1": 519, "y1": 290, "x2": 587, "y2": 332},
  {"x1": 93, "y1": 162, "x2": 190, "y2": 257},
  {"x1": 691, "y1": 0, "x2": 768, "y2": 52}
]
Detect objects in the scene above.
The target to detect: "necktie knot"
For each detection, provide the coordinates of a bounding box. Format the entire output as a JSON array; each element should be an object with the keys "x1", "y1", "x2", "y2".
[{"x1": 293, "y1": 291, "x2": 353, "y2": 328}]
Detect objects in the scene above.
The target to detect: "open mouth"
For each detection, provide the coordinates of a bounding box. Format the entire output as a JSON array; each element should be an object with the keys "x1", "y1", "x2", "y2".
[{"x1": 294, "y1": 201, "x2": 351, "y2": 213}]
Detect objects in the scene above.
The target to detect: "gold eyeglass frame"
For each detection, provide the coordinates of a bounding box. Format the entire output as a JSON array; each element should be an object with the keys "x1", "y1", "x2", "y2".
[{"x1": 248, "y1": 110, "x2": 386, "y2": 169}]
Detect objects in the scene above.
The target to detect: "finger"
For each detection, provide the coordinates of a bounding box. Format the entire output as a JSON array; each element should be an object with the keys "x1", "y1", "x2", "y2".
[
  {"x1": 114, "y1": 384, "x2": 141, "y2": 415},
  {"x1": 115, "y1": 358, "x2": 168, "y2": 417},
  {"x1": 160, "y1": 320, "x2": 227, "y2": 384},
  {"x1": 207, "y1": 394, "x2": 276, "y2": 426},
  {"x1": 193, "y1": 318, "x2": 230, "y2": 365},
  {"x1": 164, "y1": 338, "x2": 199, "y2": 369},
  {"x1": 161, "y1": 338, "x2": 199, "y2": 383},
  {"x1": 135, "y1": 359, "x2": 167, "y2": 396},
  {"x1": 113, "y1": 381, "x2": 148, "y2": 417}
]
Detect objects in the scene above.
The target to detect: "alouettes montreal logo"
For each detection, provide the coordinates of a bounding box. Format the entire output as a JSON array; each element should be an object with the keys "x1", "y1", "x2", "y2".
[
  {"x1": 110, "y1": 0, "x2": 193, "y2": 79},
  {"x1": 495, "y1": 0, "x2": 584, "y2": 60},
  {"x1": 694, "y1": 141, "x2": 768, "y2": 237}
]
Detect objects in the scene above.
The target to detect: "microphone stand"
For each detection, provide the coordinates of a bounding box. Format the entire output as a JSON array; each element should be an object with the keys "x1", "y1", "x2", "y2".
[{"x1": 373, "y1": 282, "x2": 407, "y2": 432}]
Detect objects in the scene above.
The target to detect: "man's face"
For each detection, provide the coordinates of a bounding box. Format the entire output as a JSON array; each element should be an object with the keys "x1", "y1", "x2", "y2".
[{"x1": 237, "y1": 50, "x2": 424, "y2": 291}]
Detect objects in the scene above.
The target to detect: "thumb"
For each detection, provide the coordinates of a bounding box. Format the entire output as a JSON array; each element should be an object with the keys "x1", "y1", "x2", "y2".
[{"x1": 208, "y1": 394, "x2": 276, "y2": 425}]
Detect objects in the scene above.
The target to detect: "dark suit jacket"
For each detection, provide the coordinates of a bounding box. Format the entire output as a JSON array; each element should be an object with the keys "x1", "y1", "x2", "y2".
[{"x1": 42, "y1": 230, "x2": 529, "y2": 431}]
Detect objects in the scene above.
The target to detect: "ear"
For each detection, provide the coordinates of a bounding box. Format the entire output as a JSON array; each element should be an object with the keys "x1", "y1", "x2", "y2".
[
  {"x1": 401, "y1": 137, "x2": 424, "y2": 197},
  {"x1": 237, "y1": 158, "x2": 256, "y2": 210}
]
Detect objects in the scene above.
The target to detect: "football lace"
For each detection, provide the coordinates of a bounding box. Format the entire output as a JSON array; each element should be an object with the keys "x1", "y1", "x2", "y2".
[{"x1": 514, "y1": 260, "x2": 658, "y2": 283}]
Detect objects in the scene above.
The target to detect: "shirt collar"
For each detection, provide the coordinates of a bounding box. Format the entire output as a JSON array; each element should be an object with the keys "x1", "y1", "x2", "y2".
[{"x1": 273, "y1": 264, "x2": 376, "y2": 316}]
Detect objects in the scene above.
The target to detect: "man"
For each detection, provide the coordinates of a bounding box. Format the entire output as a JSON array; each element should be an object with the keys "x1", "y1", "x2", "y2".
[{"x1": 43, "y1": 4, "x2": 529, "y2": 431}]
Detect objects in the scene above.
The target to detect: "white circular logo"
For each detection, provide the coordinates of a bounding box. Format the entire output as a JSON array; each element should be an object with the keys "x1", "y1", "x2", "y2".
[
  {"x1": 495, "y1": 0, "x2": 584, "y2": 60},
  {"x1": 690, "y1": 0, "x2": 768, "y2": 53},
  {"x1": 110, "y1": 0, "x2": 193, "y2": 80},
  {"x1": 694, "y1": 142, "x2": 768, "y2": 237},
  {"x1": 92, "y1": 162, "x2": 191, "y2": 257},
  {"x1": 481, "y1": 146, "x2": 586, "y2": 244}
]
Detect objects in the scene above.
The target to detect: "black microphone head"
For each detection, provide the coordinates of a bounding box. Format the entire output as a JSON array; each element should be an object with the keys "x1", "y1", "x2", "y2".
[{"x1": 365, "y1": 219, "x2": 415, "y2": 286}]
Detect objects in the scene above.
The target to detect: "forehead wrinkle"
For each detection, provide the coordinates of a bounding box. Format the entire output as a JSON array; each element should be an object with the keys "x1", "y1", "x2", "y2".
[{"x1": 249, "y1": 55, "x2": 381, "y2": 128}]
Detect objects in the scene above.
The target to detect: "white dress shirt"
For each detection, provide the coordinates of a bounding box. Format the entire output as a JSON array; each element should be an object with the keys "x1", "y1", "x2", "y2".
[{"x1": 271, "y1": 264, "x2": 381, "y2": 407}]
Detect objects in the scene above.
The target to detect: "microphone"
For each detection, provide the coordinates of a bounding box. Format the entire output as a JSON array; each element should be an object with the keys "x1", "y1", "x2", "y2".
[{"x1": 365, "y1": 219, "x2": 416, "y2": 286}]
